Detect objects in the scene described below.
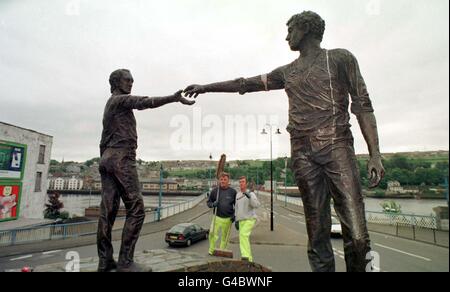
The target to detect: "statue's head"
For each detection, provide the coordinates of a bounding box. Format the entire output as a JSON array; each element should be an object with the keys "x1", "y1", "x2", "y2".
[
  {"x1": 109, "y1": 69, "x2": 134, "y2": 94},
  {"x1": 286, "y1": 11, "x2": 325, "y2": 51}
]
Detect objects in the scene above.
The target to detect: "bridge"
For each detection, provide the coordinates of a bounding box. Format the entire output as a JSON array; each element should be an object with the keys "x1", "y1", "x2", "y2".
[{"x1": 0, "y1": 193, "x2": 448, "y2": 272}]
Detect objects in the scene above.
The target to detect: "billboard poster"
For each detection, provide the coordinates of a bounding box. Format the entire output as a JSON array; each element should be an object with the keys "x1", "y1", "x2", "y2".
[
  {"x1": 0, "y1": 182, "x2": 22, "y2": 222},
  {"x1": 0, "y1": 141, "x2": 27, "y2": 180}
]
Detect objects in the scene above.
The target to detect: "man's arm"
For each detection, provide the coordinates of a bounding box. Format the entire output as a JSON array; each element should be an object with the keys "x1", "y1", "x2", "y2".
[
  {"x1": 120, "y1": 90, "x2": 195, "y2": 110},
  {"x1": 357, "y1": 112, "x2": 385, "y2": 188},
  {"x1": 247, "y1": 192, "x2": 261, "y2": 209},
  {"x1": 184, "y1": 66, "x2": 287, "y2": 98},
  {"x1": 344, "y1": 50, "x2": 385, "y2": 188},
  {"x1": 207, "y1": 188, "x2": 218, "y2": 208}
]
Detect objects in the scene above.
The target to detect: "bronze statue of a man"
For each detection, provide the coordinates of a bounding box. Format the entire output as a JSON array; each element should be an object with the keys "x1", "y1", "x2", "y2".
[
  {"x1": 98, "y1": 69, "x2": 194, "y2": 272},
  {"x1": 185, "y1": 11, "x2": 385, "y2": 272}
]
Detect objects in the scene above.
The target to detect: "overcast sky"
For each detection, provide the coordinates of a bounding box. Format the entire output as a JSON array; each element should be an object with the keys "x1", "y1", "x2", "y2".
[{"x1": 0, "y1": 0, "x2": 448, "y2": 162}]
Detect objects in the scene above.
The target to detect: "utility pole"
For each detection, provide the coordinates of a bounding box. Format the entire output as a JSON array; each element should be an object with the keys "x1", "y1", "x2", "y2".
[
  {"x1": 261, "y1": 125, "x2": 282, "y2": 232},
  {"x1": 158, "y1": 164, "x2": 163, "y2": 221},
  {"x1": 284, "y1": 157, "x2": 288, "y2": 207}
]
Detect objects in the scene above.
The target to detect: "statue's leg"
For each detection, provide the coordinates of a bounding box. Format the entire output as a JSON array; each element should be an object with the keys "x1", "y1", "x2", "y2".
[
  {"x1": 291, "y1": 138, "x2": 335, "y2": 272},
  {"x1": 97, "y1": 153, "x2": 121, "y2": 271},
  {"x1": 325, "y1": 143, "x2": 372, "y2": 272},
  {"x1": 112, "y1": 149, "x2": 145, "y2": 269}
]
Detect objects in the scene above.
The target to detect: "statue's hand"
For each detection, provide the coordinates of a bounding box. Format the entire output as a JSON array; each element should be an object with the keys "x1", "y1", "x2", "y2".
[
  {"x1": 367, "y1": 155, "x2": 385, "y2": 189},
  {"x1": 184, "y1": 84, "x2": 206, "y2": 98},
  {"x1": 174, "y1": 90, "x2": 196, "y2": 106}
]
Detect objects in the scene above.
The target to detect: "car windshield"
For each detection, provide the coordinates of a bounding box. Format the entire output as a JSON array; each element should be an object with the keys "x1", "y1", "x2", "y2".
[
  {"x1": 169, "y1": 226, "x2": 187, "y2": 233},
  {"x1": 331, "y1": 217, "x2": 340, "y2": 224}
]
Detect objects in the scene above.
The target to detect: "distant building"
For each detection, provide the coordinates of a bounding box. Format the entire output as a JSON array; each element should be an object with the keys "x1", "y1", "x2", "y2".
[
  {"x1": 276, "y1": 186, "x2": 302, "y2": 197},
  {"x1": 387, "y1": 181, "x2": 403, "y2": 193},
  {"x1": 67, "y1": 176, "x2": 83, "y2": 190},
  {"x1": 181, "y1": 179, "x2": 208, "y2": 190},
  {"x1": 141, "y1": 179, "x2": 178, "y2": 191},
  {"x1": 93, "y1": 180, "x2": 102, "y2": 191},
  {"x1": 0, "y1": 122, "x2": 53, "y2": 221},
  {"x1": 47, "y1": 176, "x2": 84, "y2": 191},
  {"x1": 53, "y1": 177, "x2": 65, "y2": 190},
  {"x1": 91, "y1": 178, "x2": 178, "y2": 192},
  {"x1": 387, "y1": 181, "x2": 419, "y2": 194}
]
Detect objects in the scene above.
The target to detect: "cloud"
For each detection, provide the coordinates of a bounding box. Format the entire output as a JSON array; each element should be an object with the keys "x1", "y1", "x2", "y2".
[{"x1": 0, "y1": 0, "x2": 448, "y2": 161}]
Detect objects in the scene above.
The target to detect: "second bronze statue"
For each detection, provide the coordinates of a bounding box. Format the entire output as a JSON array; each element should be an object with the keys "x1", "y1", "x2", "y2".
[{"x1": 97, "y1": 69, "x2": 195, "y2": 272}]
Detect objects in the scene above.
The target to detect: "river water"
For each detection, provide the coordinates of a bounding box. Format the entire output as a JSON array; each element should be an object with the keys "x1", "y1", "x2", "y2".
[
  {"x1": 363, "y1": 198, "x2": 447, "y2": 216},
  {"x1": 59, "y1": 194, "x2": 201, "y2": 217},
  {"x1": 60, "y1": 193, "x2": 447, "y2": 217}
]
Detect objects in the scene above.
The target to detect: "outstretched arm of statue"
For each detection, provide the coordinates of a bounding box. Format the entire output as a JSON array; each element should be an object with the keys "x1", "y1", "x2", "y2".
[
  {"x1": 184, "y1": 76, "x2": 266, "y2": 98},
  {"x1": 121, "y1": 90, "x2": 195, "y2": 110},
  {"x1": 357, "y1": 112, "x2": 385, "y2": 189},
  {"x1": 184, "y1": 69, "x2": 286, "y2": 98},
  {"x1": 148, "y1": 90, "x2": 196, "y2": 108}
]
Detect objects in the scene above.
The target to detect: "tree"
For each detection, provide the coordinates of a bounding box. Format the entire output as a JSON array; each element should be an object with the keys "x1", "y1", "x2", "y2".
[
  {"x1": 85, "y1": 157, "x2": 100, "y2": 167},
  {"x1": 415, "y1": 167, "x2": 444, "y2": 186},
  {"x1": 44, "y1": 192, "x2": 65, "y2": 219},
  {"x1": 390, "y1": 168, "x2": 413, "y2": 186},
  {"x1": 435, "y1": 161, "x2": 449, "y2": 174},
  {"x1": 50, "y1": 160, "x2": 60, "y2": 166},
  {"x1": 388, "y1": 155, "x2": 413, "y2": 171}
]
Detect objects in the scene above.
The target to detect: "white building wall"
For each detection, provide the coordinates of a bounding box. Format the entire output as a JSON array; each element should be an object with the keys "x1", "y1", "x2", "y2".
[
  {"x1": 0, "y1": 122, "x2": 53, "y2": 219},
  {"x1": 54, "y1": 178, "x2": 64, "y2": 190}
]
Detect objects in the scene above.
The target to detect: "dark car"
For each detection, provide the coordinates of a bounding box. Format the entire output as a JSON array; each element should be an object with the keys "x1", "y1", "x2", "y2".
[{"x1": 165, "y1": 223, "x2": 209, "y2": 247}]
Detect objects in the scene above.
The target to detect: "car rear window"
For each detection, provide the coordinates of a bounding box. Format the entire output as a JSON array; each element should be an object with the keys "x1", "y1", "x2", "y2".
[{"x1": 169, "y1": 226, "x2": 186, "y2": 233}]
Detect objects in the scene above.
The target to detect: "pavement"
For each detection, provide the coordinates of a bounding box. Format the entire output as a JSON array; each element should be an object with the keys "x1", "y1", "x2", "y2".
[{"x1": 30, "y1": 249, "x2": 271, "y2": 273}]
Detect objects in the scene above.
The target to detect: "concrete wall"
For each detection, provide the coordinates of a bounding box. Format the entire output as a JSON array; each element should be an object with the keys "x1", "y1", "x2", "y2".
[{"x1": 0, "y1": 122, "x2": 53, "y2": 219}]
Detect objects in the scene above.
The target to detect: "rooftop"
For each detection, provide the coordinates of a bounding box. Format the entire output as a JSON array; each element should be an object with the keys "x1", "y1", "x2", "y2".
[{"x1": 0, "y1": 121, "x2": 53, "y2": 138}]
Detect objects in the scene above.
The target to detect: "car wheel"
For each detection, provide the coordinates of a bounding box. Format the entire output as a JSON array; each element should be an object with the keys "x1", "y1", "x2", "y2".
[{"x1": 186, "y1": 239, "x2": 192, "y2": 247}]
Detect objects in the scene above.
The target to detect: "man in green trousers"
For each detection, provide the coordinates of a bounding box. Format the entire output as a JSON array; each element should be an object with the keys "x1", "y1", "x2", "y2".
[
  {"x1": 235, "y1": 176, "x2": 260, "y2": 262},
  {"x1": 207, "y1": 173, "x2": 237, "y2": 255}
]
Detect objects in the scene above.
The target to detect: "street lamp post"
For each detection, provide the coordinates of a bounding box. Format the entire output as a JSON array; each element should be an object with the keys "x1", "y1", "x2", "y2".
[
  {"x1": 256, "y1": 167, "x2": 259, "y2": 196},
  {"x1": 284, "y1": 156, "x2": 288, "y2": 207},
  {"x1": 261, "y1": 125, "x2": 282, "y2": 232},
  {"x1": 208, "y1": 154, "x2": 213, "y2": 193},
  {"x1": 445, "y1": 177, "x2": 449, "y2": 210},
  {"x1": 158, "y1": 164, "x2": 163, "y2": 221}
]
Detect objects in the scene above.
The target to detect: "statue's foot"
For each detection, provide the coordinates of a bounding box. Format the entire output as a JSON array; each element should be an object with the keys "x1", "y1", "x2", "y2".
[
  {"x1": 117, "y1": 262, "x2": 152, "y2": 273},
  {"x1": 97, "y1": 259, "x2": 117, "y2": 272}
]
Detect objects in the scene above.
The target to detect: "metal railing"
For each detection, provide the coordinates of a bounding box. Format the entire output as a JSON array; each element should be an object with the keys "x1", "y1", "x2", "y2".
[
  {"x1": 0, "y1": 194, "x2": 206, "y2": 247},
  {"x1": 276, "y1": 194, "x2": 303, "y2": 207},
  {"x1": 365, "y1": 211, "x2": 437, "y2": 229},
  {"x1": 272, "y1": 193, "x2": 448, "y2": 247}
]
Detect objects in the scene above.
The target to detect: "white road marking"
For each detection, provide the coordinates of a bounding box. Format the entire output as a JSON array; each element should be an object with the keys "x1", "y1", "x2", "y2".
[
  {"x1": 333, "y1": 248, "x2": 345, "y2": 256},
  {"x1": 288, "y1": 214, "x2": 303, "y2": 219},
  {"x1": 42, "y1": 250, "x2": 62, "y2": 255},
  {"x1": 9, "y1": 255, "x2": 32, "y2": 261},
  {"x1": 374, "y1": 243, "x2": 432, "y2": 262},
  {"x1": 333, "y1": 251, "x2": 345, "y2": 261}
]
